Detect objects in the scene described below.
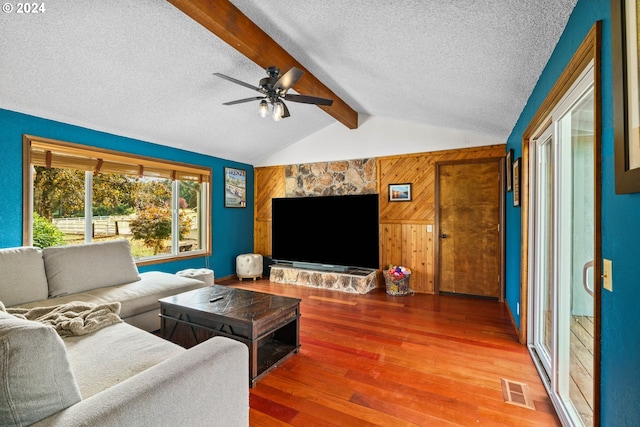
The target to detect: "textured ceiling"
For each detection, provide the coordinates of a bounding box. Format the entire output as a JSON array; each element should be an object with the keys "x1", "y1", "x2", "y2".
[{"x1": 0, "y1": 0, "x2": 577, "y2": 165}]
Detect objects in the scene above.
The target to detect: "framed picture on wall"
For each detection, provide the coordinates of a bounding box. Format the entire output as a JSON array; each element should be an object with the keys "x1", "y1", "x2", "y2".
[
  {"x1": 506, "y1": 149, "x2": 514, "y2": 192},
  {"x1": 224, "y1": 167, "x2": 247, "y2": 208},
  {"x1": 513, "y1": 158, "x2": 521, "y2": 207},
  {"x1": 612, "y1": 0, "x2": 640, "y2": 193},
  {"x1": 389, "y1": 183, "x2": 412, "y2": 202}
]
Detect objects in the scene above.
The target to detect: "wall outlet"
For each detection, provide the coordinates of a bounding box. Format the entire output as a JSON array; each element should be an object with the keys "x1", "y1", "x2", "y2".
[{"x1": 603, "y1": 259, "x2": 613, "y2": 292}]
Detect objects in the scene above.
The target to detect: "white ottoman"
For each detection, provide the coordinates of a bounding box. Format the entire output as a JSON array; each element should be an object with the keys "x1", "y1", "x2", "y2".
[
  {"x1": 236, "y1": 254, "x2": 263, "y2": 281},
  {"x1": 176, "y1": 268, "x2": 215, "y2": 286}
]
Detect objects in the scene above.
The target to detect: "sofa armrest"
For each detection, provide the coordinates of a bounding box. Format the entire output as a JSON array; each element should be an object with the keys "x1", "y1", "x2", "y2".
[{"x1": 33, "y1": 337, "x2": 249, "y2": 427}]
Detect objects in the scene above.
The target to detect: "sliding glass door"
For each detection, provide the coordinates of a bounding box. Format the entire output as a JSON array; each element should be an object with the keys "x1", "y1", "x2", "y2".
[
  {"x1": 528, "y1": 65, "x2": 594, "y2": 427},
  {"x1": 531, "y1": 125, "x2": 554, "y2": 381}
]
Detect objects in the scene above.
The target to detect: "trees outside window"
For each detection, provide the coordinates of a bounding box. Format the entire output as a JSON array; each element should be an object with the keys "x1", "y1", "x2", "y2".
[
  {"x1": 26, "y1": 136, "x2": 210, "y2": 262},
  {"x1": 32, "y1": 168, "x2": 205, "y2": 259}
]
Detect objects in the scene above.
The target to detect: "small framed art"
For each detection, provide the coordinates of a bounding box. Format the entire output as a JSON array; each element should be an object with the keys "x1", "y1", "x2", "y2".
[
  {"x1": 224, "y1": 167, "x2": 247, "y2": 208},
  {"x1": 513, "y1": 158, "x2": 521, "y2": 207},
  {"x1": 506, "y1": 149, "x2": 514, "y2": 192},
  {"x1": 612, "y1": 0, "x2": 640, "y2": 193},
  {"x1": 389, "y1": 183, "x2": 412, "y2": 202}
]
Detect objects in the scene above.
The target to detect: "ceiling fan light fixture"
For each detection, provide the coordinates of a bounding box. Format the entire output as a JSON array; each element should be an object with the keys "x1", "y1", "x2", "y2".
[
  {"x1": 258, "y1": 99, "x2": 269, "y2": 118},
  {"x1": 272, "y1": 101, "x2": 284, "y2": 121},
  {"x1": 215, "y1": 66, "x2": 333, "y2": 122}
]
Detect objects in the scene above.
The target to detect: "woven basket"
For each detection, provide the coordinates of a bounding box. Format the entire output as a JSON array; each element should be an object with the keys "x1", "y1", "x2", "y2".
[{"x1": 384, "y1": 273, "x2": 410, "y2": 296}]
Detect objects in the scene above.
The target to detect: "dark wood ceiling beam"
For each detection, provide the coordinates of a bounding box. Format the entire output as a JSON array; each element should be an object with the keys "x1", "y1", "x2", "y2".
[{"x1": 167, "y1": 0, "x2": 358, "y2": 129}]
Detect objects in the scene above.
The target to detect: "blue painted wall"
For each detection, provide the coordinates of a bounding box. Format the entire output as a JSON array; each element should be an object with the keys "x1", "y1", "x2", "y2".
[
  {"x1": 0, "y1": 108, "x2": 254, "y2": 278},
  {"x1": 505, "y1": 0, "x2": 640, "y2": 424}
]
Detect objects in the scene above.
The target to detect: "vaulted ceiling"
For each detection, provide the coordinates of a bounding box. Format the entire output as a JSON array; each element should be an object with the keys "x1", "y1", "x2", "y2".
[{"x1": 0, "y1": 0, "x2": 577, "y2": 165}]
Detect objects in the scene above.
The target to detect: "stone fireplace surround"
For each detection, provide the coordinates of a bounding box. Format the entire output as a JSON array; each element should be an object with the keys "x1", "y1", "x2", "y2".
[
  {"x1": 273, "y1": 157, "x2": 379, "y2": 294},
  {"x1": 285, "y1": 158, "x2": 376, "y2": 197},
  {"x1": 269, "y1": 264, "x2": 377, "y2": 294}
]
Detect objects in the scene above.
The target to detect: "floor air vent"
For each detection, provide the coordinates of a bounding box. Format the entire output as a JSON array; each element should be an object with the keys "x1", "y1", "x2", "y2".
[{"x1": 500, "y1": 378, "x2": 536, "y2": 410}]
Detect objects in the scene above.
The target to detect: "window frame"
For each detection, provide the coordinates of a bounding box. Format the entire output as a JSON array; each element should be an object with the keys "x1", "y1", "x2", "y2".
[{"x1": 22, "y1": 134, "x2": 212, "y2": 265}]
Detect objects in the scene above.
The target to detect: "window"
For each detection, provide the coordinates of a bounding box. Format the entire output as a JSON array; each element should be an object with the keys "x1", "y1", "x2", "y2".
[{"x1": 23, "y1": 135, "x2": 211, "y2": 263}]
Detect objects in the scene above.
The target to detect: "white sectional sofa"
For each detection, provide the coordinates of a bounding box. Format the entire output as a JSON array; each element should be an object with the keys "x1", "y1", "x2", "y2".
[
  {"x1": 3, "y1": 239, "x2": 207, "y2": 332},
  {"x1": 0, "y1": 240, "x2": 249, "y2": 426}
]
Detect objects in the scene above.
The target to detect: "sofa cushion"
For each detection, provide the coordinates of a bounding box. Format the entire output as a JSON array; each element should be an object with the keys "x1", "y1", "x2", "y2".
[
  {"x1": 83, "y1": 272, "x2": 205, "y2": 319},
  {"x1": 0, "y1": 311, "x2": 82, "y2": 426},
  {"x1": 44, "y1": 240, "x2": 141, "y2": 297},
  {"x1": 63, "y1": 322, "x2": 184, "y2": 398},
  {"x1": 15, "y1": 272, "x2": 205, "y2": 318},
  {"x1": 0, "y1": 246, "x2": 49, "y2": 307}
]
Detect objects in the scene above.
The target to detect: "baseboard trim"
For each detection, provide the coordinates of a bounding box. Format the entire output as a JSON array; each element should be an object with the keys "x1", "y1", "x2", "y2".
[{"x1": 505, "y1": 301, "x2": 524, "y2": 344}]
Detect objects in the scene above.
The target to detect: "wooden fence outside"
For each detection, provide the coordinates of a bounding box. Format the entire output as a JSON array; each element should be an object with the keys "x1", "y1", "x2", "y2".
[{"x1": 53, "y1": 216, "x2": 131, "y2": 236}]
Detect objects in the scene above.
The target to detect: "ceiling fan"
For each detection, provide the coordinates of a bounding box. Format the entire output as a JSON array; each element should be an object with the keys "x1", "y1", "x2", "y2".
[{"x1": 214, "y1": 66, "x2": 333, "y2": 121}]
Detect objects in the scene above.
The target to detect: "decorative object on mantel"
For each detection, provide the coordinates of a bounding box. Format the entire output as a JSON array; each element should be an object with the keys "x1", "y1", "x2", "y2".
[
  {"x1": 384, "y1": 265, "x2": 412, "y2": 296},
  {"x1": 224, "y1": 167, "x2": 247, "y2": 208},
  {"x1": 388, "y1": 183, "x2": 412, "y2": 202},
  {"x1": 513, "y1": 158, "x2": 521, "y2": 207}
]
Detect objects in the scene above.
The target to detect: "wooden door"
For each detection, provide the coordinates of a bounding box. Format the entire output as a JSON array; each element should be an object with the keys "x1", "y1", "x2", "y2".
[{"x1": 436, "y1": 159, "x2": 503, "y2": 299}]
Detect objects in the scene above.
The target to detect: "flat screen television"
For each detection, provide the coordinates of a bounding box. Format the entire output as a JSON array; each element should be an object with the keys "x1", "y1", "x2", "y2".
[{"x1": 271, "y1": 194, "x2": 379, "y2": 271}]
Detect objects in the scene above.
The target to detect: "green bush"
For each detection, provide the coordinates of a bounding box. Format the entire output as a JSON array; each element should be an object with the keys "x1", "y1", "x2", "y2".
[{"x1": 32, "y1": 213, "x2": 66, "y2": 248}]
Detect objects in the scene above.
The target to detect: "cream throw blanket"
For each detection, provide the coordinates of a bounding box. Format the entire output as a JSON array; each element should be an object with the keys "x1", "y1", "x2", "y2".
[{"x1": 2, "y1": 301, "x2": 122, "y2": 337}]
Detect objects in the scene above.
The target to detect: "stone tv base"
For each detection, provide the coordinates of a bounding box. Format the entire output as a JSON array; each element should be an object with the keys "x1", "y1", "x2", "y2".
[{"x1": 269, "y1": 264, "x2": 377, "y2": 294}]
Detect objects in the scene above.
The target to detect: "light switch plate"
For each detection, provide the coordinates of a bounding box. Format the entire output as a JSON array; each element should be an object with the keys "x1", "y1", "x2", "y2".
[
  {"x1": 427, "y1": 224, "x2": 433, "y2": 232},
  {"x1": 603, "y1": 259, "x2": 613, "y2": 292}
]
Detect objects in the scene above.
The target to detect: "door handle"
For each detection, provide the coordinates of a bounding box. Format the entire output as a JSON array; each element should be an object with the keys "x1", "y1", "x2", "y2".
[
  {"x1": 440, "y1": 233, "x2": 447, "y2": 238},
  {"x1": 582, "y1": 260, "x2": 594, "y2": 297}
]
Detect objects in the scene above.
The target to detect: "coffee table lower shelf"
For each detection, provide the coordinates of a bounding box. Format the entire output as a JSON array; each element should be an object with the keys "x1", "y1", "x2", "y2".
[
  {"x1": 256, "y1": 339, "x2": 298, "y2": 379},
  {"x1": 159, "y1": 309, "x2": 300, "y2": 387}
]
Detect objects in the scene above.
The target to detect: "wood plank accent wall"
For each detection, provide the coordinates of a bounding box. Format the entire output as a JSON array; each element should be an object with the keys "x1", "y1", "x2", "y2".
[
  {"x1": 254, "y1": 166, "x2": 285, "y2": 256},
  {"x1": 377, "y1": 144, "x2": 505, "y2": 293},
  {"x1": 380, "y1": 223, "x2": 434, "y2": 293},
  {"x1": 255, "y1": 144, "x2": 505, "y2": 294}
]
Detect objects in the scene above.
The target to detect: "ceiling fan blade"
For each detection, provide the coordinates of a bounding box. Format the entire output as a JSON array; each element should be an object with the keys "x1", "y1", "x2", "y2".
[
  {"x1": 284, "y1": 93, "x2": 333, "y2": 106},
  {"x1": 281, "y1": 100, "x2": 290, "y2": 118},
  {"x1": 222, "y1": 96, "x2": 265, "y2": 106},
  {"x1": 274, "y1": 67, "x2": 304, "y2": 92},
  {"x1": 213, "y1": 73, "x2": 261, "y2": 92}
]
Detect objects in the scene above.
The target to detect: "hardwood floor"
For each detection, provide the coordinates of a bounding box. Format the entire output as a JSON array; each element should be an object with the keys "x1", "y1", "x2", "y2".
[{"x1": 223, "y1": 278, "x2": 560, "y2": 426}]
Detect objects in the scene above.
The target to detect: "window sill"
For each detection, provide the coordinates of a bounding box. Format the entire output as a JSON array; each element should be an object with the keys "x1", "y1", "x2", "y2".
[{"x1": 135, "y1": 249, "x2": 209, "y2": 267}]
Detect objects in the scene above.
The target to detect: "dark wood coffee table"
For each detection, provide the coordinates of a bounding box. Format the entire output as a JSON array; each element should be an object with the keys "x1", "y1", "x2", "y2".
[{"x1": 159, "y1": 285, "x2": 301, "y2": 387}]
